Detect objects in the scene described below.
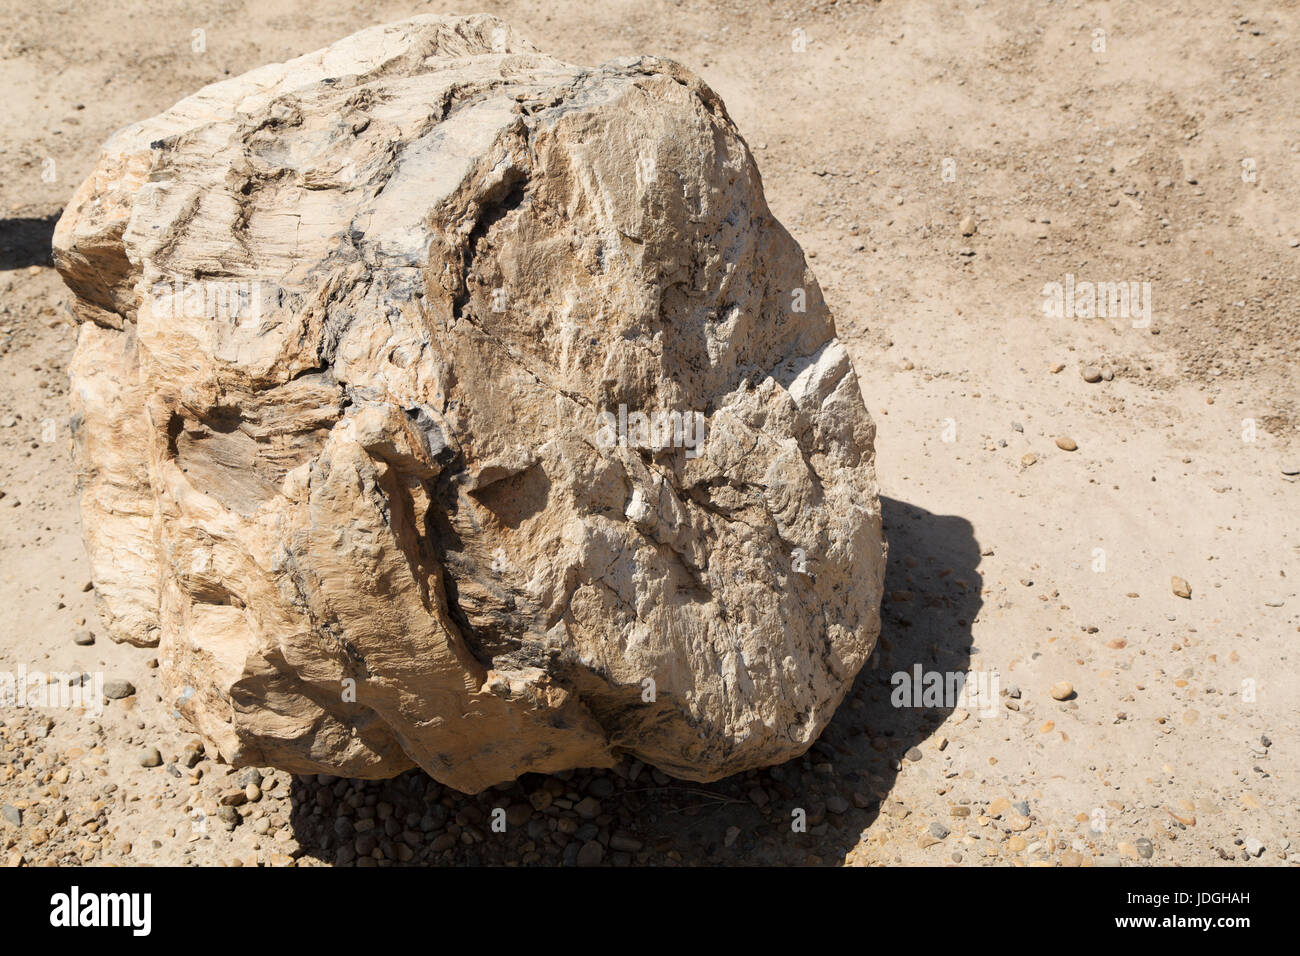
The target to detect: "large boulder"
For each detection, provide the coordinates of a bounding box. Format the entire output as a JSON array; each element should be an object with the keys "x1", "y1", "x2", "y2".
[{"x1": 53, "y1": 14, "x2": 885, "y2": 792}]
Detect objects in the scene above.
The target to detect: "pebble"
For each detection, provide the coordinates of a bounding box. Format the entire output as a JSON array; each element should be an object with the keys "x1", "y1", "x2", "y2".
[
  {"x1": 73, "y1": 630, "x2": 95, "y2": 646},
  {"x1": 1, "y1": 805, "x2": 21, "y2": 826},
  {"x1": 825, "y1": 795, "x2": 849, "y2": 815},
  {"x1": 929, "y1": 822, "x2": 950, "y2": 839},
  {"x1": 236, "y1": 768, "x2": 262, "y2": 788},
  {"x1": 1055, "y1": 436, "x2": 1078, "y2": 452},
  {"x1": 724, "y1": 826, "x2": 740, "y2": 848},
  {"x1": 609, "y1": 833, "x2": 643, "y2": 853},
  {"x1": 103, "y1": 679, "x2": 136, "y2": 700},
  {"x1": 1244, "y1": 837, "x2": 1265, "y2": 858},
  {"x1": 138, "y1": 747, "x2": 162, "y2": 768},
  {"x1": 1136, "y1": 838, "x2": 1154, "y2": 859},
  {"x1": 1171, "y1": 576, "x2": 1192, "y2": 599},
  {"x1": 959, "y1": 215, "x2": 976, "y2": 236},
  {"x1": 576, "y1": 840, "x2": 604, "y2": 867},
  {"x1": 1050, "y1": 681, "x2": 1075, "y2": 701},
  {"x1": 573, "y1": 797, "x2": 601, "y2": 820},
  {"x1": 1081, "y1": 366, "x2": 1102, "y2": 383}
]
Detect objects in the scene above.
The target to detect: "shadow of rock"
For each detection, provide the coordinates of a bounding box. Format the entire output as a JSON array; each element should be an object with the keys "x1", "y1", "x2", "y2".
[
  {"x1": 0, "y1": 214, "x2": 59, "y2": 270},
  {"x1": 284, "y1": 495, "x2": 981, "y2": 866}
]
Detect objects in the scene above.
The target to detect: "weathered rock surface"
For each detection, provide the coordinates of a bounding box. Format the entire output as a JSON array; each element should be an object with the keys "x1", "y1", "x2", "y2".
[{"x1": 53, "y1": 14, "x2": 885, "y2": 792}]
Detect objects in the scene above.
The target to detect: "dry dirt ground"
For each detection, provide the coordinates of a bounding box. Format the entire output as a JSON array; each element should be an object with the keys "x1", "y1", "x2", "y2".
[{"x1": 0, "y1": 0, "x2": 1296, "y2": 867}]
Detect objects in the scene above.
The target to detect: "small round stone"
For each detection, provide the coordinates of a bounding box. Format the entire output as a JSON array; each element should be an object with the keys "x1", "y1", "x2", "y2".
[
  {"x1": 103, "y1": 679, "x2": 136, "y2": 700},
  {"x1": 576, "y1": 840, "x2": 605, "y2": 867}
]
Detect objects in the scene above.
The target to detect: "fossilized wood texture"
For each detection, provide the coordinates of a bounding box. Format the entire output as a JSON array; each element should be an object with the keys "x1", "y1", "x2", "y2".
[{"x1": 53, "y1": 14, "x2": 886, "y2": 792}]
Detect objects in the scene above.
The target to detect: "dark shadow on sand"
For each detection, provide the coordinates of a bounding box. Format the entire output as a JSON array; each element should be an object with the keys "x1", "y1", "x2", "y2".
[{"x1": 0, "y1": 214, "x2": 58, "y2": 271}]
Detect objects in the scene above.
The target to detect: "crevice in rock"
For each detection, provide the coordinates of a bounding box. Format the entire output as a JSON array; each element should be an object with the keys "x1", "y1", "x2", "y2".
[{"x1": 450, "y1": 174, "x2": 528, "y2": 321}]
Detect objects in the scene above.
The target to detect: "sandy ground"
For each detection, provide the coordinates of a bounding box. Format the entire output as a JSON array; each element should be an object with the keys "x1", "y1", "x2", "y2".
[{"x1": 0, "y1": 0, "x2": 1296, "y2": 866}]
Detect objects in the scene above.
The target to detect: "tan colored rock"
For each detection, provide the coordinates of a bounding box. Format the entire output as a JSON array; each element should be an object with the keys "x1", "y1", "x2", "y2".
[
  {"x1": 1050, "y1": 681, "x2": 1075, "y2": 701},
  {"x1": 52, "y1": 15, "x2": 885, "y2": 792}
]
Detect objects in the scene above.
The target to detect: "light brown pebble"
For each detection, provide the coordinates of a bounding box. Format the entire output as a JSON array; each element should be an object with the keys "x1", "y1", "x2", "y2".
[
  {"x1": 1055, "y1": 436, "x2": 1078, "y2": 451},
  {"x1": 1050, "y1": 681, "x2": 1075, "y2": 701},
  {"x1": 1171, "y1": 576, "x2": 1192, "y2": 599}
]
